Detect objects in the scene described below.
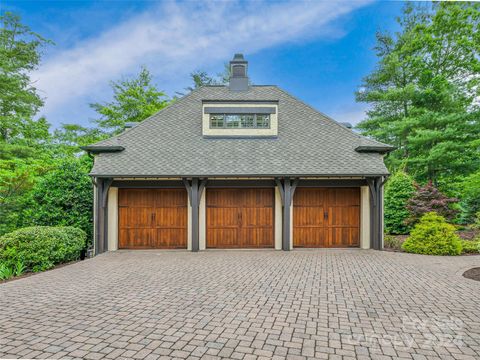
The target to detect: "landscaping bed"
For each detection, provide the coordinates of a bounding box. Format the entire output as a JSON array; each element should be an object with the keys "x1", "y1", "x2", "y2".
[{"x1": 463, "y1": 267, "x2": 480, "y2": 281}]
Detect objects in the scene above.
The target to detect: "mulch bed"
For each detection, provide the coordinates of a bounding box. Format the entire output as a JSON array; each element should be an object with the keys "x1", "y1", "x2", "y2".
[
  {"x1": 463, "y1": 267, "x2": 480, "y2": 282},
  {"x1": 0, "y1": 260, "x2": 82, "y2": 285}
]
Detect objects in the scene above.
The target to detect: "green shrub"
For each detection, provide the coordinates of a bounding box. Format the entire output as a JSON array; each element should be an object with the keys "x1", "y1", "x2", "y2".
[
  {"x1": 384, "y1": 235, "x2": 404, "y2": 250},
  {"x1": 384, "y1": 171, "x2": 415, "y2": 234},
  {"x1": 0, "y1": 226, "x2": 86, "y2": 272},
  {"x1": 402, "y1": 212, "x2": 462, "y2": 255},
  {"x1": 461, "y1": 239, "x2": 480, "y2": 254},
  {"x1": 22, "y1": 157, "x2": 93, "y2": 246}
]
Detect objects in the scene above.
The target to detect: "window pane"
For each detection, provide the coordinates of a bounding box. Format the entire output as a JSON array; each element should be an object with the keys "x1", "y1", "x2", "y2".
[
  {"x1": 210, "y1": 115, "x2": 224, "y2": 128},
  {"x1": 241, "y1": 115, "x2": 255, "y2": 128},
  {"x1": 255, "y1": 114, "x2": 270, "y2": 128},
  {"x1": 225, "y1": 114, "x2": 241, "y2": 128}
]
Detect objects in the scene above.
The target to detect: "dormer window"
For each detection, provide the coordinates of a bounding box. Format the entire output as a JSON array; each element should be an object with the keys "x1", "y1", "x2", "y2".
[
  {"x1": 202, "y1": 102, "x2": 278, "y2": 137},
  {"x1": 210, "y1": 114, "x2": 270, "y2": 129}
]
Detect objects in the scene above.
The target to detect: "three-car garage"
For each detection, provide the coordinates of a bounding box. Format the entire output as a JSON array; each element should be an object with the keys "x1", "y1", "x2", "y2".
[{"x1": 116, "y1": 186, "x2": 361, "y2": 250}]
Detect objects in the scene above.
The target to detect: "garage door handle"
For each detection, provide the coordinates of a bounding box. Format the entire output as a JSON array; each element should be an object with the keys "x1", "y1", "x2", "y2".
[{"x1": 324, "y1": 211, "x2": 328, "y2": 220}]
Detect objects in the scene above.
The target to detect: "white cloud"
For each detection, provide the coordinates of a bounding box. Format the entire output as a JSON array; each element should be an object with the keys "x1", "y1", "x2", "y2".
[{"x1": 32, "y1": 0, "x2": 373, "y2": 126}]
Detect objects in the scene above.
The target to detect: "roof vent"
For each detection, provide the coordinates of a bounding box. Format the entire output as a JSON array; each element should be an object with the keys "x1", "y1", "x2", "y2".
[
  {"x1": 229, "y1": 53, "x2": 249, "y2": 91},
  {"x1": 339, "y1": 122, "x2": 352, "y2": 129}
]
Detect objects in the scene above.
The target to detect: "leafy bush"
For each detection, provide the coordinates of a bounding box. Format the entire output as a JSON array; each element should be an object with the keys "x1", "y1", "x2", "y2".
[
  {"x1": 402, "y1": 212, "x2": 462, "y2": 255},
  {"x1": 22, "y1": 157, "x2": 93, "y2": 246},
  {"x1": 384, "y1": 235, "x2": 404, "y2": 250},
  {"x1": 0, "y1": 226, "x2": 86, "y2": 272},
  {"x1": 0, "y1": 263, "x2": 14, "y2": 280},
  {"x1": 384, "y1": 171, "x2": 415, "y2": 234},
  {"x1": 406, "y1": 181, "x2": 458, "y2": 226},
  {"x1": 461, "y1": 240, "x2": 480, "y2": 254}
]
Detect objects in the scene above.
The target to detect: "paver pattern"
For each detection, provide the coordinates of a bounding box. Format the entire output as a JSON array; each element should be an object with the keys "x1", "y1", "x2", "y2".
[{"x1": 1, "y1": 249, "x2": 479, "y2": 360}]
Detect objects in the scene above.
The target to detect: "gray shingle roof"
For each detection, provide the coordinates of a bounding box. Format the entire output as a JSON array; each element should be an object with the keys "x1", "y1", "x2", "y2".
[{"x1": 89, "y1": 85, "x2": 392, "y2": 177}]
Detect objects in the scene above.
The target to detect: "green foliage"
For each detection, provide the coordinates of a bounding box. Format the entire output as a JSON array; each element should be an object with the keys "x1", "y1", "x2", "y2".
[
  {"x1": 384, "y1": 171, "x2": 415, "y2": 234},
  {"x1": 0, "y1": 12, "x2": 52, "y2": 142},
  {"x1": 14, "y1": 259, "x2": 25, "y2": 276},
  {"x1": 456, "y1": 172, "x2": 480, "y2": 223},
  {"x1": 384, "y1": 235, "x2": 404, "y2": 250},
  {"x1": 461, "y1": 239, "x2": 480, "y2": 254},
  {"x1": 22, "y1": 157, "x2": 94, "y2": 245},
  {"x1": 0, "y1": 263, "x2": 14, "y2": 280},
  {"x1": 406, "y1": 181, "x2": 458, "y2": 225},
  {"x1": 356, "y1": 3, "x2": 480, "y2": 183},
  {"x1": 402, "y1": 212, "x2": 462, "y2": 255},
  {"x1": 91, "y1": 66, "x2": 170, "y2": 135},
  {"x1": 0, "y1": 226, "x2": 86, "y2": 272}
]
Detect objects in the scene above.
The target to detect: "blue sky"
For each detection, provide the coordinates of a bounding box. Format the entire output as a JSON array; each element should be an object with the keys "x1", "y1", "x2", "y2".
[{"x1": 2, "y1": 0, "x2": 404, "y2": 129}]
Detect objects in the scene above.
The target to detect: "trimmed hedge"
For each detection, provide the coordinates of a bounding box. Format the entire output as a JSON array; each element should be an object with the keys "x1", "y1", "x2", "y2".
[
  {"x1": 402, "y1": 212, "x2": 462, "y2": 256},
  {"x1": 0, "y1": 226, "x2": 86, "y2": 272}
]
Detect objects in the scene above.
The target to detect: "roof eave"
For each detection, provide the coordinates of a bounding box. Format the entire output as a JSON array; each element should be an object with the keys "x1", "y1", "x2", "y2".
[
  {"x1": 80, "y1": 145, "x2": 125, "y2": 154},
  {"x1": 355, "y1": 145, "x2": 396, "y2": 154}
]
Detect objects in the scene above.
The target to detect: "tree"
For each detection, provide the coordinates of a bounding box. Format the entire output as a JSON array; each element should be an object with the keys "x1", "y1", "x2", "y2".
[
  {"x1": 356, "y1": 3, "x2": 480, "y2": 183},
  {"x1": 384, "y1": 171, "x2": 415, "y2": 234},
  {"x1": 91, "y1": 66, "x2": 170, "y2": 135},
  {"x1": 406, "y1": 181, "x2": 458, "y2": 225},
  {"x1": 180, "y1": 63, "x2": 231, "y2": 95},
  {"x1": 0, "y1": 12, "x2": 51, "y2": 142},
  {"x1": 22, "y1": 157, "x2": 94, "y2": 244},
  {"x1": 456, "y1": 170, "x2": 480, "y2": 223},
  {"x1": 52, "y1": 124, "x2": 105, "y2": 156}
]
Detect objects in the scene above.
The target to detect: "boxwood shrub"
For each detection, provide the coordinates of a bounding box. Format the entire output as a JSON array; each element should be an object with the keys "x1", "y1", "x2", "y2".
[
  {"x1": 402, "y1": 212, "x2": 462, "y2": 256},
  {"x1": 0, "y1": 226, "x2": 86, "y2": 272}
]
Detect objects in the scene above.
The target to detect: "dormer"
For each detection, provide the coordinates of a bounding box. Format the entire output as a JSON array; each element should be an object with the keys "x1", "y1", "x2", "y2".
[{"x1": 202, "y1": 54, "x2": 278, "y2": 138}]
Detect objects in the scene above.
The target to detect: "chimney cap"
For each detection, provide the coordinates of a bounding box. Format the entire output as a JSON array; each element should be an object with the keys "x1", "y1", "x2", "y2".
[{"x1": 231, "y1": 53, "x2": 247, "y2": 63}]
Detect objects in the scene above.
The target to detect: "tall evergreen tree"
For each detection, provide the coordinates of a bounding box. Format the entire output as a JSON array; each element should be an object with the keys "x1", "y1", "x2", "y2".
[
  {"x1": 90, "y1": 66, "x2": 170, "y2": 135},
  {"x1": 356, "y1": 3, "x2": 480, "y2": 183}
]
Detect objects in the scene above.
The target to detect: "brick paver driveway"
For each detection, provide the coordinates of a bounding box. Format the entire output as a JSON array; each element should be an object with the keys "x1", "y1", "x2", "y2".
[{"x1": 1, "y1": 250, "x2": 479, "y2": 360}]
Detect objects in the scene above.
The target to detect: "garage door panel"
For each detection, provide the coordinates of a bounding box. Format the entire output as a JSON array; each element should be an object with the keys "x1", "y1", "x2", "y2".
[
  {"x1": 294, "y1": 188, "x2": 327, "y2": 206},
  {"x1": 239, "y1": 228, "x2": 273, "y2": 247},
  {"x1": 207, "y1": 208, "x2": 238, "y2": 227},
  {"x1": 207, "y1": 189, "x2": 242, "y2": 207},
  {"x1": 119, "y1": 189, "x2": 155, "y2": 207},
  {"x1": 207, "y1": 229, "x2": 237, "y2": 248},
  {"x1": 119, "y1": 229, "x2": 155, "y2": 249},
  {"x1": 155, "y1": 208, "x2": 187, "y2": 227},
  {"x1": 329, "y1": 188, "x2": 360, "y2": 206},
  {"x1": 293, "y1": 228, "x2": 327, "y2": 247},
  {"x1": 206, "y1": 188, "x2": 274, "y2": 248},
  {"x1": 154, "y1": 229, "x2": 187, "y2": 248},
  {"x1": 154, "y1": 189, "x2": 187, "y2": 207},
  {"x1": 118, "y1": 189, "x2": 187, "y2": 249},
  {"x1": 119, "y1": 208, "x2": 152, "y2": 227},
  {"x1": 294, "y1": 188, "x2": 360, "y2": 248},
  {"x1": 242, "y1": 208, "x2": 273, "y2": 227},
  {"x1": 293, "y1": 207, "x2": 325, "y2": 227},
  {"x1": 329, "y1": 228, "x2": 359, "y2": 247},
  {"x1": 329, "y1": 207, "x2": 359, "y2": 226}
]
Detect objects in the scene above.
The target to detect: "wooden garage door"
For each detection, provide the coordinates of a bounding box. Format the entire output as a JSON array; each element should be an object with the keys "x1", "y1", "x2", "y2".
[
  {"x1": 118, "y1": 189, "x2": 187, "y2": 249},
  {"x1": 207, "y1": 188, "x2": 274, "y2": 248},
  {"x1": 293, "y1": 188, "x2": 360, "y2": 247}
]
